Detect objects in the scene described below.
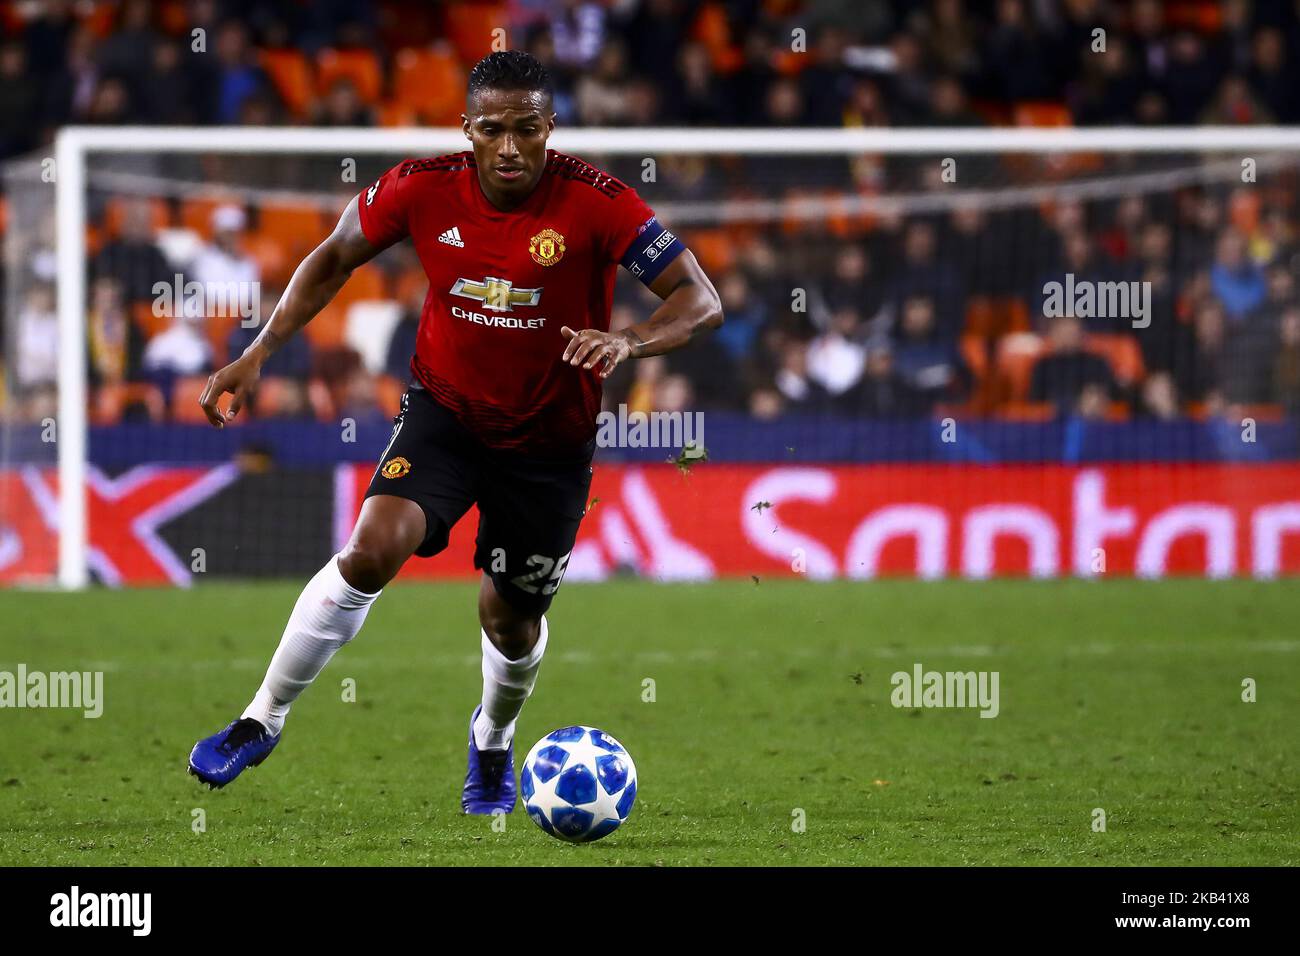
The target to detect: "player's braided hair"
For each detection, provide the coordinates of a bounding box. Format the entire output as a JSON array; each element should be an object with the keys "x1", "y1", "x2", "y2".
[{"x1": 466, "y1": 50, "x2": 554, "y2": 106}]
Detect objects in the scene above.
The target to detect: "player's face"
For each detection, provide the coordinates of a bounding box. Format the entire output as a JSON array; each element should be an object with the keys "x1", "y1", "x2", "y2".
[{"x1": 462, "y1": 88, "x2": 554, "y2": 204}]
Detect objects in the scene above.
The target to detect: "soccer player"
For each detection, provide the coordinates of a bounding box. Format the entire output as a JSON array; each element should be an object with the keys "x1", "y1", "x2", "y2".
[{"x1": 187, "y1": 51, "x2": 723, "y2": 813}]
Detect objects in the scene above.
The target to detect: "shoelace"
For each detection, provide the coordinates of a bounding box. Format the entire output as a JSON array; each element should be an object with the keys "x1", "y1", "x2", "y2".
[
  {"x1": 478, "y1": 750, "x2": 508, "y2": 792},
  {"x1": 219, "y1": 719, "x2": 266, "y2": 755}
]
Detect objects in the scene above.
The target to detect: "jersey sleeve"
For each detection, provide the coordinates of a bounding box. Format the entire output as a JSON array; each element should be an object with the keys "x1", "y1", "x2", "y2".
[
  {"x1": 357, "y1": 161, "x2": 412, "y2": 249},
  {"x1": 604, "y1": 187, "x2": 687, "y2": 286}
]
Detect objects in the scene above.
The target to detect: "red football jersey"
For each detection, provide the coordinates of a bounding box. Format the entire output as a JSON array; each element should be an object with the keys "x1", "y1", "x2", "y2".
[{"x1": 357, "y1": 149, "x2": 679, "y2": 458}]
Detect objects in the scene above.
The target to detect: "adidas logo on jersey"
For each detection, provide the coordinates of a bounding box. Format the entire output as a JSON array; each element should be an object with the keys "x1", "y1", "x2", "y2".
[{"x1": 438, "y1": 226, "x2": 465, "y2": 248}]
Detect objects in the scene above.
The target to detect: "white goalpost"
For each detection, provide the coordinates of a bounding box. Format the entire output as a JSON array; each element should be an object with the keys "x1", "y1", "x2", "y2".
[{"x1": 41, "y1": 124, "x2": 1300, "y2": 588}]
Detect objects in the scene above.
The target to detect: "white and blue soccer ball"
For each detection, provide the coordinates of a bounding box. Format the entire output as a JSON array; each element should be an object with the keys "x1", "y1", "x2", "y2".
[{"x1": 521, "y1": 726, "x2": 637, "y2": 843}]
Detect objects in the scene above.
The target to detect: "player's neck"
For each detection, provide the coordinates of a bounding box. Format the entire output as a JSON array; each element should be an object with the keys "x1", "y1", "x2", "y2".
[{"x1": 475, "y1": 170, "x2": 543, "y2": 212}]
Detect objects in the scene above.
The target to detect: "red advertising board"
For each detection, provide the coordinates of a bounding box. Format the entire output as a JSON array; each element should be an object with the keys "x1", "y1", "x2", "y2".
[{"x1": 6, "y1": 463, "x2": 1300, "y2": 585}]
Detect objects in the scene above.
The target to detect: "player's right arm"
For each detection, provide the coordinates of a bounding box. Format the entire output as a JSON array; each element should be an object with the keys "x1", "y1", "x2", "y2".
[{"x1": 198, "y1": 196, "x2": 384, "y2": 428}]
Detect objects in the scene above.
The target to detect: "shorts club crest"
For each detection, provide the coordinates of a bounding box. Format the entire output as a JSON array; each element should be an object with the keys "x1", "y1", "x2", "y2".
[{"x1": 381, "y1": 456, "x2": 412, "y2": 479}]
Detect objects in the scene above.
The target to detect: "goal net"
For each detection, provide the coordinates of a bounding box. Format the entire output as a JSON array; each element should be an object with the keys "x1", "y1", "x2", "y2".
[{"x1": 5, "y1": 127, "x2": 1300, "y2": 588}]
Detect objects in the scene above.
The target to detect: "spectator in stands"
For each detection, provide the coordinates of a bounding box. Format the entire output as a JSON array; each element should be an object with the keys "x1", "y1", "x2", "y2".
[
  {"x1": 885, "y1": 220, "x2": 965, "y2": 337},
  {"x1": 15, "y1": 282, "x2": 58, "y2": 392},
  {"x1": 383, "y1": 281, "x2": 425, "y2": 383},
  {"x1": 98, "y1": 0, "x2": 161, "y2": 96},
  {"x1": 664, "y1": 41, "x2": 726, "y2": 126},
  {"x1": 851, "y1": 341, "x2": 928, "y2": 418},
  {"x1": 313, "y1": 77, "x2": 375, "y2": 127},
  {"x1": 772, "y1": 332, "x2": 834, "y2": 415},
  {"x1": 1136, "y1": 370, "x2": 1181, "y2": 420},
  {"x1": 713, "y1": 272, "x2": 768, "y2": 364},
  {"x1": 212, "y1": 21, "x2": 271, "y2": 124},
  {"x1": 1029, "y1": 314, "x2": 1117, "y2": 418},
  {"x1": 927, "y1": 75, "x2": 984, "y2": 126},
  {"x1": 1174, "y1": 298, "x2": 1227, "y2": 410},
  {"x1": 92, "y1": 197, "x2": 173, "y2": 305},
  {"x1": 550, "y1": 0, "x2": 606, "y2": 73},
  {"x1": 190, "y1": 205, "x2": 260, "y2": 306},
  {"x1": 1209, "y1": 228, "x2": 1266, "y2": 321},
  {"x1": 142, "y1": 305, "x2": 213, "y2": 389},
  {"x1": 88, "y1": 276, "x2": 144, "y2": 387},
  {"x1": 1199, "y1": 74, "x2": 1274, "y2": 125},
  {"x1": 140, "y1": 37, "x2": 205, "y2": 125},
  {"x1": 983, "y1": 0, "x2": 1056, "y2": 101},
  {"x1": 1164, "y1": 31, "x2": 1224, "y2": 124},
  {"x1": 1273, "y1": 306, "x2": 1300, "y2": 416},
  {"x1": 0, "y1": 43, "x2": 39, "y2": 157},
  {"x1": 42, "y1": 24, "x2": 101, "y2": 128},
  {"x1": 807, "y1": 305, "x2": 867, "y2": 400},
  {"x1": 575, "y1": 41, "x2": 632, "y2": 126},
  {"x1": 800, "y1": 27, "x2": 853, "y2": 126},
  {"x1": 891, "y1": 295, "x2": 970, "y2": 411},
  {"x1": 1247, "y1": 27, "x2": 1295, "y2": 122},
  {"x1": 226, "y1": 286, "x2": 312, "y2": 381}
]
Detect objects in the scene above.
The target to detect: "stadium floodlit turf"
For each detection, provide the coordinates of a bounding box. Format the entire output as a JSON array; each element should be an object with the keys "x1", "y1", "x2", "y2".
[{"x1": 1, "y1": 579, "x2": 1296, "y2": 866}]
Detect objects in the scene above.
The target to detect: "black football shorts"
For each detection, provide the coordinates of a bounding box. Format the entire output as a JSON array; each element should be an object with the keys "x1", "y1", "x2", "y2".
[{"x1": 363, "y1": 386, "x2": 593, "y2": 614}]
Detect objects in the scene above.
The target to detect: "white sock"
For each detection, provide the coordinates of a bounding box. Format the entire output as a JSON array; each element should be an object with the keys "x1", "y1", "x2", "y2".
[
  {"x1": 242, "y1": 554, "x2": 381, "y2": 736},
  {"x1": 473, "y1": 617, "x2": 548, "y2": 751}
]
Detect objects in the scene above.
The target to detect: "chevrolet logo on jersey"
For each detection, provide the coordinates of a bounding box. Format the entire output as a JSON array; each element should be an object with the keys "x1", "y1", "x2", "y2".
[{"x1": 450, "y1": 277, "x2": 541, "y2": 312}]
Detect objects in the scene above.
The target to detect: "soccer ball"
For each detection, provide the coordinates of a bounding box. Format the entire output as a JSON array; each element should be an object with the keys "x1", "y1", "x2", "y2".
[{"x1": 520, "y1": 726, "x2": 637, "y2": 843}]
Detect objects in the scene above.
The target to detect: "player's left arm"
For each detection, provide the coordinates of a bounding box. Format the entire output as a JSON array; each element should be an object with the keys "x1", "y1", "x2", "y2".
[{"x1": 561, "y1": 250, "x2": 723, "y2": 379}]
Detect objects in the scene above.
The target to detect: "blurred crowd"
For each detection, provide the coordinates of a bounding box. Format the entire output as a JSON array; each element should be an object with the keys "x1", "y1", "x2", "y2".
[
  {"x1": 6, "y1": 0, "x2": 1300, "y2": 154},
  {"x1": 4, "y1": 0, "x2": 1300, "y2": 427}
]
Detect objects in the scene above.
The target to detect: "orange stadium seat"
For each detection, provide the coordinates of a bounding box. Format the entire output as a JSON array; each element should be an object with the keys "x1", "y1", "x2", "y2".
[
  {"x1": 244, "y1": 231, "x2": 293, "y2": 287},
  {"x1": 1013, "y1": 101, "x2": 1073, "y2": 127},
  {"x1": 444, "y1": 3, "x2": 506, "y2": 65},
  {"x1": 316, "y1": 48, "x2": 383, "y2": 103},
  {"x1": 204, "y1": 314, "x2": 240, "y2": 367},
  {"x1": 132, "y1": 301, "x2": 170, "y2": 339},
  {"x1": 261, "y1": 49, "x2": 315, "y2": 118},
  {"x1": 308, "y1": 263, "x2": 387, "y2": 347},
  {"x1": 393, "y1": 46, "x2": 466, "y2": 124},
  {"x1": 1237, "y1": 403, "x2": 1285, "y2": 423},
  {"x1": 256, "y1": 204, "x2": 328, "y2": 269},
  {"x1": 92, "y1": 382, "x2": 166, "y2": 425},
  {"x1": 693, "y1": 1, "x2": 743, "y2": 72},
  {"x1": 179, "y1": 195, "x2": 241, "y2": 240},
  {"x1": 683, "y1": 229, "x2": 736, "y2": 275},
  {"x1": 253, "y1": 376, "x2": 306, "y2": 418},
  {"x1": 998, "y1": 400, "x2": 1056, "y2": 421},
  {"x1": 378, "y1": 99, "x2": 419, "y2": 127},
  {"x1": 170, "y1": 375, "x2": 213, "y2": 423},
  {"x1": 959, "y1": 333, "x2": 993, "y2": 409}
]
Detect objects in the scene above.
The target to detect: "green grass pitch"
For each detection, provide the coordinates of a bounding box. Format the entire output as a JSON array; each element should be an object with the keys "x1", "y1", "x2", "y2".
[{"x1": 1, "y1": 579, "x2": 1296, "y2": 866}]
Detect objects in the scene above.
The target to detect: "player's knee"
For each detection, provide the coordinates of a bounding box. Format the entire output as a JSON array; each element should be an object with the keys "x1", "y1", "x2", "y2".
[
  {"x1": 337, "y1": 539, "x2": 403, "y2": 593},
  {"x1": 479, "y1": 597, "x2": 540, "y2": 659}
]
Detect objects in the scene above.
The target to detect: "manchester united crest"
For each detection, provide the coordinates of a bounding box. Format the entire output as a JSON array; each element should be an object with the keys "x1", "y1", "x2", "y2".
[
  {"x1": 380, "y1": 456, "x2": 411, "y2": 479},
  {"x1": 529, "y1": 228, "x2": 566, "y2": 266}
]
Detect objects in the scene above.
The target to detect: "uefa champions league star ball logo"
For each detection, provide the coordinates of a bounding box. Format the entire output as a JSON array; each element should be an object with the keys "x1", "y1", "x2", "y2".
[{"x1": 528, "y1": 228, "x2": 566, "y2": 266}]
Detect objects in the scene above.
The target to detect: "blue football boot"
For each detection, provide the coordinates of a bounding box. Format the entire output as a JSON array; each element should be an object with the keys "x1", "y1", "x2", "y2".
[
  {"x1": 462, "y1": 706, "x2": 516, "y2": 814},
  {"x1": 188, "y1": 718, "x2": 280, "y2": 789}
]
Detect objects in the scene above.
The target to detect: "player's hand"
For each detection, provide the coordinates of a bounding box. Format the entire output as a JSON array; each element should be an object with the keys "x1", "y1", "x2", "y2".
[
  {"x1": 199, "y1": 352, "x2": 263, "y2": 428},
  {"x1": 560, "y1": 326, "x2": 634, "y2": 380}
]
